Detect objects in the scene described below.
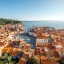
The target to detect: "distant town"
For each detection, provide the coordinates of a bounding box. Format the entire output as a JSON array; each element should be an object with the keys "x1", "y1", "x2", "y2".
[{"x1": 0, "y1": 18, "x2": 64, "y2": 64}]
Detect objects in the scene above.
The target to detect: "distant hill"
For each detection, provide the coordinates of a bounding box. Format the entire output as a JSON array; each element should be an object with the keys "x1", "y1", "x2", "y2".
[{"x1": 0, "y1": 18, "x2": 21, "y2": 25}]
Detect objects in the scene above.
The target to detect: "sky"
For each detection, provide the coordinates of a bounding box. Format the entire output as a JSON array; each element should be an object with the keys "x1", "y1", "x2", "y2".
[{"x1": 0, "y1": 0, "x2": 64, "y2": 21}]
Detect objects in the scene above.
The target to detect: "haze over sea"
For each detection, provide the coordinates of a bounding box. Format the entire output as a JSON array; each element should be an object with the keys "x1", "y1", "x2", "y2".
[{"x1": 22, "y1": 21, "x2": 64, "y2": 31}]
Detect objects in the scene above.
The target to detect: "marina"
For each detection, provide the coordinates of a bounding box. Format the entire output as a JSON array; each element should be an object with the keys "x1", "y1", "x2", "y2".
[{"x1": 19, "y1": 33, "x2": 36, "y2": 48}]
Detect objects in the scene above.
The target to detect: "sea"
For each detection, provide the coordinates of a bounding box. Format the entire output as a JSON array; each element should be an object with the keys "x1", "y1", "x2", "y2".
[
  {"x1": 21, "y1": 21, "x2": 64, "y2": 48},
  {"x1": 22, "y1": 21, "x2": 64, "y2": 31}
]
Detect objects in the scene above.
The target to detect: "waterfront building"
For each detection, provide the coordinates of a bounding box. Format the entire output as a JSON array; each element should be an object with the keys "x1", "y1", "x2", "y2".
[{"x1": 36, "y1": 36, "x2": 50, "y2": 47}]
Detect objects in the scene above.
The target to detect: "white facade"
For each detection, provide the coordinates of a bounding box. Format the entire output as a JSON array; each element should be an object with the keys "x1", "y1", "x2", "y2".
[{"x1": 36, "y1": 38, "x2": 48, "y2": 44}]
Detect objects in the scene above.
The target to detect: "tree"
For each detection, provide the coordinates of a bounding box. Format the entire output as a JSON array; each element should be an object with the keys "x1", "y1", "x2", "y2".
[
  {"x1": 1, "y1": 53, "x2": 8, "y2": 59},
  {"x1": 0, "y1": 53, "x2": 18, "y2": 64},
  {"x1": 0, "y1": 18, "x2": 21, "y2": 25},
  {"x1": 11, "y1": 56, "x2": 19, "y2": 63},
  {"x1": 0, "y1": 61, "x2": 5, "y2": 64},
  {"x1": 26, "y1": 56, "x2": 40, "y2": 64}
]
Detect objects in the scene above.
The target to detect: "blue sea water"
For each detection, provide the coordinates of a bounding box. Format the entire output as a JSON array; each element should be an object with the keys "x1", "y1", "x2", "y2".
[
  {"x1": 22, "y1": 21, "x2": 64, "y2": 31},
  {"x1": 21, "y1": 21, "x2": 64, "y2": 48}
]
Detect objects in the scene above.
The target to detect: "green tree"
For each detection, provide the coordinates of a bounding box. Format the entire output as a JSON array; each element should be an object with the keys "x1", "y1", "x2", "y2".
[
  {"x1": 28, "y1": 56, "x2": 40, "y2": 64},
  {"x1": 0, "y1": 53, "x2": 18, "y2": 64},
  {"x1": 0, "y1": 61, "x2": 5, "y2": 64},
  {"x1": 1, "y1": 53, "x2": 8, "y2": 59}
]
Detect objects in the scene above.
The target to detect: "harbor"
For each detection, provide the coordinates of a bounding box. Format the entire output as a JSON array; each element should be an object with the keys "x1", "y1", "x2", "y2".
[{"x1": 19, "y1": 33, "x2": 36, "y2": 48}]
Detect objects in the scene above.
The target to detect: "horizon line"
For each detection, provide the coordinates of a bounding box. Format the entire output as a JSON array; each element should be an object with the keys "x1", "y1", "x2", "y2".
[{"x1": 0, "y1": 17, "x2": 64, "y2": 21}]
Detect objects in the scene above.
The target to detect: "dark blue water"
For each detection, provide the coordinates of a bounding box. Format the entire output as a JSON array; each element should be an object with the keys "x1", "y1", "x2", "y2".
[{"x1": 22, "y1": 21, "x2": 64, "y2": 31}]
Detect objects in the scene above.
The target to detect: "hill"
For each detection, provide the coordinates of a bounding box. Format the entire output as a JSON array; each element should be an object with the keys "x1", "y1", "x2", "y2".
[{"x1": 0, "y1": 18, "x2": 21, "y2": 25}]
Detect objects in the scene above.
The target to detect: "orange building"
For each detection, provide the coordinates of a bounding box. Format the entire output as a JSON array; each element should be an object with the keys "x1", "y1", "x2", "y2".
[
  {"x1": 19, "y1": 58, "x2": 26, "y2": 64},
  {"x1": 40, "y1": 56, "x2": 57, "y2": 64},
  {"x1": 2, "y1": 47, "x2": 13, "y2": 54},
  {"x1": 53, "y1": 50, "x2": 60, "y2": 58}
]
